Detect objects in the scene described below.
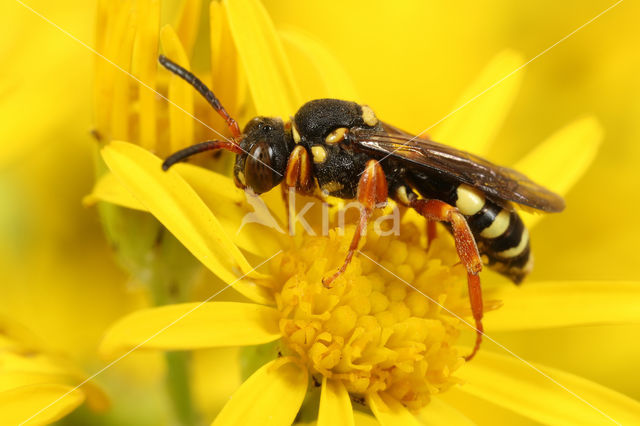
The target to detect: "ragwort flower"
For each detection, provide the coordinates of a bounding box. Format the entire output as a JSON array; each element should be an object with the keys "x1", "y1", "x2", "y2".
[
  {"x1": 87, "y1": 0, "x2": 640, "y2": 424},
  {"x1": 0, "y1": 318, "x2": 108, "y2": 425},
  {"x1": 93, "y1": 129, "x2": 640, "y2": 425}
]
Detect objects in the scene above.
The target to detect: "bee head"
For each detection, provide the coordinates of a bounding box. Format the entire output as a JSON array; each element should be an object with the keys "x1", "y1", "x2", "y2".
[{"x1": 234, "y1": 117, "x2": 293, "y2": 194}]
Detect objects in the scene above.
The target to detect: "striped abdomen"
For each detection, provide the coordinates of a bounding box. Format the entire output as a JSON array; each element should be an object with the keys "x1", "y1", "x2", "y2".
[
  {"x1": 453, "y1": 184, "x2": 532, "y2": 283},
  {"x1": 406, "y1": 170, "x2": 533, "y2": 283}
]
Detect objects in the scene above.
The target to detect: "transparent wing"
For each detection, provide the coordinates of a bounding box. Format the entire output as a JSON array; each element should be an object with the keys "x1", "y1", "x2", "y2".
[{"x1": 352, "y1": 124, "x2": 565, "y2": 212}]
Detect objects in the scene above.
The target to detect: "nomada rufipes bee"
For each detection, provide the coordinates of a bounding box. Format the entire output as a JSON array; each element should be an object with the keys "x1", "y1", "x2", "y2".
[{"x1": 159, "y1": 55, "x2": 564, "y2": 360}]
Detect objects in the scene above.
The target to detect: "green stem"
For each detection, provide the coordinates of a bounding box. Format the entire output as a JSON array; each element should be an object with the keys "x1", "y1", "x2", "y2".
[
  {"x1": 166, "y1": 351, "x2": 197, "y2": 426},
  {"x1": 148, "y1": 229, "x2": 201, "y2": 426}
]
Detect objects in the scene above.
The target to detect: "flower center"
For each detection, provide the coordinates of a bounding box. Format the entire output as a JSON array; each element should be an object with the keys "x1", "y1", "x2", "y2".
[{"x1": 267, "y1": 221, "x2": 470, "y2": 410}]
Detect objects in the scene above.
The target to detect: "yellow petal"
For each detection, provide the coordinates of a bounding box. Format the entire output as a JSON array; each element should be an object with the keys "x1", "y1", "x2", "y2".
[
  {"x1": 0, "y1": 372, "x2": 69, "y2": 393},
  {"x1": 85, "y1": 165, "x2": 285, "y2": 258},
  {"x1": 192, "y1": 348, "x2": 243, "y2": 419},
  {"x1": 95, "y1": 0, "x2": 122, "y2": 129},
  {"x1": 212, "y1": 359, "x2": 308, "y2": 426},
  {"x1": 160, "y1": 24, "x2": 195, "y2": 153},
  {"x1": 95, "y1": 1, "x2": 137, "y2": 140},
  {"x1": 172, "y1": 163, "x2": 244, "y2": 203},
  {"x1": 353, "y1": 411, "x2": 380, "y2": 426},
  {"x1": 415, "y1": 397, "x2": 475, "y2": 426},
  {"x1": 458, "y1": 350, "x2": 640, "y2": 425},
  {"x1": 0, "y1": 384, "x2": 84, "y2": 425},
  {"x1": 131, "y1": 0, "x2": 160, "y2": 151},
  {"x1": 367, "y1": 392, "x2": 421, "y2": 426},
  {"x1": 210, "y1": 1, "x2": 252, "y2": 125},
  {"x1": 174, "y1": 163, "x2": 285, "y2": 258},
  {"x1": 279, "y1": 27, "x2": 360, "y2": 102},
  {"x1": 0, "y1": 316, "x2": 43, "y2": 352},
  {"x1": 485, "y1": 281, "x2": 640, "y2": 331},
  {"x1": 77, "y1": 381, "x2": 110, "y2": 413},
  {"x1": 0, "y1": 370, "x2": 108, "y2": 414},
  {"x1": 101, "y1": 141, "x2": 273, "y2": 304},
  {"x1": 0, "y1": 351, "x2": 77, "y2": 385},
  {"x1": 174, "y1": 0, "x2": 202, "y2": 57},
  {"x1": 100, "y1": 302, "x2": 281, "y2": 359},
  {"x1": 0, "y1": 366, "x2": 109, "y2": 415},
  {"x1": 516, "y1": 116, "x2": 603, "y2": 228},
  {"x1": 83, "y1": 172, "x2": 145, "y2": 211},
  {"x1": 224, "y1": 0, "x2": 301, "y2": 117},
  {"x1": 107, "y1": 3, "x2": 137, "y2": 142},
  {"x1": 432, "y1": 50, "x2": 524, "y2": 155},
  {"x1": 318, "y1": 377, "x2": 354, "y2": 426}
]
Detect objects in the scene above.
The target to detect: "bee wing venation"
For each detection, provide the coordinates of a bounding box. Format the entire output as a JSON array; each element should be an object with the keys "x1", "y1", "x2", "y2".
[{"x1": 352, "y1": 125, "x2": 565, "y2": 212}]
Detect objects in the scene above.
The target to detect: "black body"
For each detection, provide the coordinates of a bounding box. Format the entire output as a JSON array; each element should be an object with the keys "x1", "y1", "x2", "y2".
[
  {"x1": 238, "y1": 98, "x2": 546, "y2": 283},
  {"x1": 161, "y1": 90, "x2": 561, "y2": 283},
  {"x1": 294, "y1": 99, "x2": 374, "y2": 199}
]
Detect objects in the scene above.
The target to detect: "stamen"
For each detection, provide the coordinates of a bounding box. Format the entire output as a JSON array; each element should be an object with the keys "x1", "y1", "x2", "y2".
[{"x1": 267, "y1": 223, "x2": 475, "y2": 411}]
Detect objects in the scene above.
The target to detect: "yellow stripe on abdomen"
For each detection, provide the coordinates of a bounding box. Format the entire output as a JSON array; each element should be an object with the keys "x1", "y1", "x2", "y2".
[
  {"x1": 456, "y1": 184, "x2": 485, "y2": 215},
  {"x1": 497, "y1": 228, "x2": 529, "y2": 258},
  {"x1": 480, "y1": 208, "x2": 510, "y2": 238}
]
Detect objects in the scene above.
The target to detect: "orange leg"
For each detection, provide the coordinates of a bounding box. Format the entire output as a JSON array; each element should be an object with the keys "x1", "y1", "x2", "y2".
[
  {"x1": 426, "y1": 220, "x2": 437, "y2": 248},
  {"x1": 281, "y1": 185, "x2": 293, "y2": 235},
  {"x1": 323, "y1": 160, "x2": 388, "y2": 287},
  {"x1": 281, "y1": 146, "x2": 315, "y2": 234},
  {"x1": 410, "y1": 198, "x2": 484, "y2": 361}
]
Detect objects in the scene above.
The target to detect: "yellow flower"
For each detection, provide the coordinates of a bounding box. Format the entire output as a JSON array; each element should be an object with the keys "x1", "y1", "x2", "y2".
[
  {"x1": 88, "y1": 0, "x2": 640, "y2": 424},
  {"x1": 1, "y1": 1, "x2": 177, "y2": 424},
  {"x1": 0, "y1": 317, "x2": 108, "y2": 425},
  {"x1": 94, "y1": 133, "x2": 640, "y2": 425}
]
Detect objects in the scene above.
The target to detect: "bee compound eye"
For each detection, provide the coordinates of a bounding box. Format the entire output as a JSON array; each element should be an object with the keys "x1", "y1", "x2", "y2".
[{"x1": 244, "y1": 142, "x2": 276, "y2": 194}]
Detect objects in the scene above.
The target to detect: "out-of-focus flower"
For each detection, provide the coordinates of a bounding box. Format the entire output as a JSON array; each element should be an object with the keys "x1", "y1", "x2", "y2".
[
  {"x1": 0, "y1": 1, "x2": 175, "y2": 424},
  {"x1": 0, "y1": 318, "x2": 108, "y2": 425},
  {"x1": 249, "y1": 2, "x2": 640, "y2": 411},
  {"x1": 88, "y1": 1, "x2": 640, "y2": 423},
  {"x1": 95, "y1": 132, "x2": 640, "y2": 424},
  {"x1": 2, "y1": 0, "x2": 636, "y2": 423}
]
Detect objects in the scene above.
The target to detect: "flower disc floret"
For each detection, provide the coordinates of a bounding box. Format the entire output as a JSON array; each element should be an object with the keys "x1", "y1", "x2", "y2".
[{"x1": 268, "y1": 223, "x2": 469, "y2": 410}]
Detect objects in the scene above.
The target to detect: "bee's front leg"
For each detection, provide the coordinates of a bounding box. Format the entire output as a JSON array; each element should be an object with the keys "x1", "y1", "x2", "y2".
[
  {"x1": 281, "y1": 146, "x2": 315, "y2": 234},
  {"x1": 323, "y1": 160, "x2": 388, "y2": 287},
  {"x1": 426, "y1": 220, "x2": 438, "y2": 248}
]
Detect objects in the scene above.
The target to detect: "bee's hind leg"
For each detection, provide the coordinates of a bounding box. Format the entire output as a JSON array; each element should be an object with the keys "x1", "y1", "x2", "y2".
[{"x1": 410, "y1": 198, "x2": 484, "y2": 361}]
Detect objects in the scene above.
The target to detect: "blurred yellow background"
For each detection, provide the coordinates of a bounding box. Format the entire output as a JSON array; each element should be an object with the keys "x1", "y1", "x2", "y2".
[{"x1": 1, "y1": 0, "x2": 639, "y2": 424}]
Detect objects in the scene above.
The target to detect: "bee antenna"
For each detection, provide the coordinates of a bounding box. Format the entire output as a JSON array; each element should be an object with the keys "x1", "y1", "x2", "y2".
[
  {"x1": 158, "y1": 55, "x2": 242, "y2": 140},
  {"x1": 162, "y1": 140, "x2": 242, "y2": 171}
]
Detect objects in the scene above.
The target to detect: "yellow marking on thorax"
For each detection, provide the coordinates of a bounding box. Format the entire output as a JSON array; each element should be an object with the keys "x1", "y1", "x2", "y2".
[
  {"x1": 497, "y1": 228, "x2": 529, "y2": 258},
  {"x1": 292, "y1": 123, "x2": 301, "y2": 143},
  {"x1": 456, "y1": 184, "x2": 485, "y2": 215},
  {"x1": 325, "y1": 127, "x2": 348, "y2": 144},
  {"x1": 361, "y1": 105, "x2": 378, "y2": 126},
  {"x1": 321, "y1": 181, "x2": 344, "y2": 193},
  {"x1": 311, "y1": 145, "x2": 327, "y2": 163},
  {"x1": 480, "y1": 209, "x2": 510, "y2": 238}
]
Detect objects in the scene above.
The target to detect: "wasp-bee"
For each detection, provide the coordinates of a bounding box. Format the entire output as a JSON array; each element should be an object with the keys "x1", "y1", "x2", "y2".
[{"x1": 159, "y1": 55, "x2": 565, "y2": 360}]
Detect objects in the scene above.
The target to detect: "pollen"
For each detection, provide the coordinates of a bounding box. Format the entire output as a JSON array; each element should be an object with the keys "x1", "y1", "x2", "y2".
[{"x1": 267, "y1": 222, "x2": 471, "y2": 411}]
